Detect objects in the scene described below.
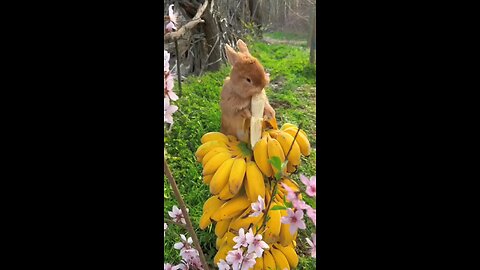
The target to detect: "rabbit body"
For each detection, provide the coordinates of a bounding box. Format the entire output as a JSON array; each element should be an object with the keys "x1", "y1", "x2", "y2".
[{"x1": 220, "y1": 40, "x2": 275, "y2": 142}]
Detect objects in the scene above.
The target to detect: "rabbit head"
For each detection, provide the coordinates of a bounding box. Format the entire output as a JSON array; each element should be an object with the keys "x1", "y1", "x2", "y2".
[{"x1": 225, "y1": 40, "x2": 269, "y2": 99}]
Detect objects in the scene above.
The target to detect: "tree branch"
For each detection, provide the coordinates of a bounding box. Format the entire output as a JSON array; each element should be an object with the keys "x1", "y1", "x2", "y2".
[{"x1": 164, "y1": 0, "x2": 209, "y2": 43}]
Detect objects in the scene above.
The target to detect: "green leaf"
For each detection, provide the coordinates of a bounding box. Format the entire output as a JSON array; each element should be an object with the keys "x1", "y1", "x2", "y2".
[
  {"x1": 281, "y1": 160, "x2": 288, "y2": 171},
  {"x1": 285, "y1": 201, "x2": 293, "y2": 208},
  {"x1": 238, "y1": 141, "x2": 252, "y2": 157},
  {"x1": 268, "y1": 156, "x2": 282, "y2": 171},
  {"x1": 271, "y1": 205, "x2": 287, "y2": 211}
]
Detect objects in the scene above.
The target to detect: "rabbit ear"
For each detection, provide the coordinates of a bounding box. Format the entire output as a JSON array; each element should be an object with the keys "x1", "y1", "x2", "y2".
[
  {"x1": 237, "y1": 39, "x2": 251, "y2": 56},
  {"x1": 225, "y1": 44, "x2": 238, "y2": 66}
]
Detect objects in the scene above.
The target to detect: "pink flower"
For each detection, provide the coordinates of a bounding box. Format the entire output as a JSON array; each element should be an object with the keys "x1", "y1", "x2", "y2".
[
  {"x1": 306, "y1": 233, "x2": 316, "y2": 258},
  {"x1": 164, "y1": 50, "x2": 170, "y2": 71},
  {"x1": 246, "y1": 228, "x2": 269, "y2": 257},
  {"x1": 217, "y1": 259, "x2": 230, "y2": 270},
  {"x1": 164, "y1": 263, "x2": 173, "y2": 270},
  {"x1": 165, "y1": 22, "x2": 175, "y2": 32},
  {"x1": 164, "y1": 98, "x2": 178, "y2": 125},
  {"x1": 281, "y1": 208, "x2": 306, "y2": 234},
  {"x1": 233, "y1": 228, "x2": 248, "y2": 249},
  {"x1": 280, "y1": 183, "x2": 297, "y2": 202},
  {"x1": 164, "y1": 73, "x2": 178, "y2": 101},
  {"x1": 168, "y1": 205, "x2": 186, "y2": 224},
  {"x1": 164, "y1": 222, "x2": 168, "y2": 237},
  {"x1": 173, "y1": 234, "x2": 192, "y2": 250},
  {"x1": 249, "y1": 196, "x2": 265, "y2": 217},
  {"x1": 226, "y1": 249, "x2": 244, "y2": 270},
  {"x1": 180, "y1": 248, "x2": 199, "y2": 263},
  {"x1": 240, "y1": 253, "x2": 257, "y2": 270},
  {"x1": 300, "y1": 174, "x2": 316, "y2": 197},
  {"x1": 172, "y1": 264, "x2": 187, "y2": 270},
  {"x1": 305, "y1": 205, "x2": 316, "y2": 226}
]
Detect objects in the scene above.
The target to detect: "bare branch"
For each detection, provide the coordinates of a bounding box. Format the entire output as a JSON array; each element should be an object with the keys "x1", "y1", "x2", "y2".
[{"x1": 164, "y1": 0, "x2": 209, "y2": 43}]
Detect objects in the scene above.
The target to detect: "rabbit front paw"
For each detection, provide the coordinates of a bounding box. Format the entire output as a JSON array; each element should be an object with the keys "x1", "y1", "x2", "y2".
[{"x1": 240, "y1": 108, "x2": 252, "y2": 119}]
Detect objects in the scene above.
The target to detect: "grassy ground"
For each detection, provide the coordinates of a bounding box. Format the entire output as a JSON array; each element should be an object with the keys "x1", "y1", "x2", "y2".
[{"x1": 164, "y1": 35, "x2": 316, "y2": 269}]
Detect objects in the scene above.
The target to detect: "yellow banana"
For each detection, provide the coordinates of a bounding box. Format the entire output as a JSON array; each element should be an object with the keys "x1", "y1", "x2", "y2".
[
  {"x1": 201, "y1": 132, "x2": 229, "y2": 144},
  {"x1": 267, "y1": 135, "x2": 286, "y2": 177},
  {"x1": 270, "y1": 246, "x2": 290, "y2": 270},
  {"x1": 229, "y1": 208, "x2": 264, "y2": 233},
  {"x1": 273, "y1": 243, "x2": 299, "y2": 269},
  {"x1": 278, "y1": 208, "x2": 297, "y2": 246},
  {"x1": 215, "y1": 218, "x2": 232, "y2": 238},
  {"x1": 214, "y1": 242, "x2": 234, "y2": 265},
  {"x1": 209, "y1": 158, "x2": 235, "y2": 195},
  {"x1": 203, "y1": 174, "x2": 213, "y2": 185},
  {"x1": 195, "y1": 140, "x2": 227, "y2": 162},
  {"x1": 253, "y1": 256, "x2": 263, "y2": 270},
  {"x1": 218, "y1": 180, "x2": 237, "y2": 201},
  {"x1": 263, "y1": 250, "x2": 276, "y2": 270},
  {"x1": 280, "y1": 123, "x2": 307, "y2": 137},
  {"x1": 211, "y1": 193, "x2": 250, "y2": 222},
  {"x1": 275, "y1": 131, "x2": 301, "y2": 166},
  {"x1": 286, "y1": 161, "x2": 297, "y2": 174},
  {"x1": 253, "y1": 135, "x2": 273, "y2": 177},
  {"x1": 245, "y1": 161, "x2": 266, "y2": 203},
  {"x1": 199, "y1": 196, "x2": 224, "y2": 229},
  {"x1": 283, "y1": 128, "x2": 311, "y2": 156},
  {"x1": 215, "y1": 236, "x2": 223, "y2": 250},
  {"x1": 202, "y1": 146, "x2": 231, "y2": 167},
  {"x1": 227, "y1": 135, "x2": 239, "y2": 143},
  {"x1": 203, "y1": 152, "x2": 233, "y2": 176},
  {"x1": 228, "y1": 158, "x2": 247, "y2": 195},
  {"x1": 216, "y1": 231, "x2": 236, "y2": 250},
  {"x1": 264, "y1": 203, "x2": 282, "y2": 244},
  {"x1": 280, "y1": 178, "x2": 301, "y2": 192}
]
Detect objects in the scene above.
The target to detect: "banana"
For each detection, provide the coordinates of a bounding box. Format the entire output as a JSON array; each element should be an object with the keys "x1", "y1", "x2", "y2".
[
  {"x1": 245, "y1": 161, "x2": 266, "y2": 203},
  {"x1": 203, "y1": 152, "x2": 233, "y2": 176},
  {"x1": 229, "y1": 208, "x2": 264, "y2": 233},
  {"x1": 273, "y1": 243, "x2": 299, "y2": 269},
  {"x1": 263, "y1": 250, "x2": 276, "y2": 270},
  {"x1": 280, "y1": 123, "x2": 307, "y2": 137},
  {"x1": 214, "y1": 242, "x2": 234, "y2": 265},
  {"x1": 286, "y1": 160, "x2": 297, "y2": 173},
  {"x1": 263, "y1": 202, "x2": 282, "y2": 244},
  {"x1": 215, "y1": 236, "x2": 223, "y2": 250},
  {"x1": 283, "y1": 128, "x2": 311, "y2": 156},
  {"x1": 270, "y1": 246, "x2": 290, "y2": 270},
  {"x1": 274, "y1": 131, "x2": 301, "y2": 166},
  {"x1": 195, "y1": 140, "x2": 227, "y2": 162},
  {"x1": 203, "y1": 174, "x2": 213, "y2": 185},
  {"x1": 199, "y1": 196, "x2": 224, "y2": 229},
  {"x1": 228, "y1": 158, "x2": 247, "y2": 195},
  {"x1": 267, "y1": 135, "x2": 286, "y2": 177},
  {"x1": 278, "y1": 208, "x2": 297, "y2": 246},
  {"x1": 210, "y1": 158, "x2": 235, "y2": 195},
  {"x1": 215, "y1": 218, "x2": 232, "y2": 238},
  {"x1": 211, "y1": 193, "x2": 251, "y2": 222},
  {"x1": 253, "y1": 256, "x2": 263, "y2": 270},
  {"x1": 280, "y1": 178, "x2": 300, "y2": 192},
  {"x1": 201, "y1": 146, "x2": 231, "y2": 167},
  {"x1": 227, "y1": 135, "x2": 239, "y2": 143},
  {"x1": 253, "y1": 135, "x2": 273, "y2": 177},
  {"x1": 218, "y1": 180, "x2": 237, "y2": 201},
  {"x1": 201, "y1": 132, "x2": 229, "y2": 144}
]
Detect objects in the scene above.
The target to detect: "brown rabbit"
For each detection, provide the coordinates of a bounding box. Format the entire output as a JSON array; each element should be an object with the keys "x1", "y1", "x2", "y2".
[{"x1": 220, "y1": 40, "x2": 275, "y2": 142}]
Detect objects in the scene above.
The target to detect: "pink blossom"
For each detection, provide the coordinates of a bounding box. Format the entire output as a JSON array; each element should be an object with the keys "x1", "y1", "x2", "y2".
[
  {"x1": 226, "y1": 249, "x2": 244, "y2": 270},
  {"x1": 281, "y1": 208, "x2": 306, "y2": 234},
  {"x1": 306, "y1": 233, "x2": 316, "y2": 258},
  {"x1": 305, "y1": 205, "x2": 316, "y2": 226},
  {"x1": 165, "y1": 22, "x2": 175, "y2": 32},
  {"x1": 233, "y1": 228, "x2": 248, "y2": 249},
  {"x1": 164, "y1": 263, "x2": 173, "y2": 270},
  {"x1": 164, "y1": 50, "x2": 170, "y2": 71},
  {"x1": 180, "y1": 248, "x2": 199, "y2": 262},
  {"x1": 172, "y1": 264, "x2": 187, "y2": 270},
  {"x1": 164, "y1": 98, "x2": 178, "y2": 125},
  {"x1": 168, "y1": 205, "x2": 186, "y2": 224},
  {"x1": 173, "y1": 234, "x2": 192, "y2": 250},
  {"x1": 164, "y1": 222, "x2": 168, "y2": 237},
  {"x1": 217, "y1": 259, "x2": 230, "y2": 270},
  {"x1": 300, "y1": 174, "x2": 316, "y2": 197},
  {"x1": 249, "y1": 195, "x2": 265, "y2": 217},
  {"x1": 164, "y1": 74, "x2": 178, "y2": 101},
  {"x1": 240, "y1": 253, "x2": 257, "y2": 270},
  {"x1": 281, "y1": 183, "x2": 298, "y2": 202},
  {"x1": 246, "y1": 228, "x2": 269, "y2": 257}
]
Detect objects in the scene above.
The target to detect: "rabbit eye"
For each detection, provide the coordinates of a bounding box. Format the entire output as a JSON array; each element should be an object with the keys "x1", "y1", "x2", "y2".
[{"x1": 246, "y1": 78, "x2": 251, "y2": 83}]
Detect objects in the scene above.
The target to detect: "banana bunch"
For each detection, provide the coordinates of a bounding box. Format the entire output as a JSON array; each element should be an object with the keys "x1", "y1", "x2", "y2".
[
  {"x1": 253, "y1": 123, "x2": 311, "y2": 177},
  {"x1": 209, "y1": 178, "x2": 301, "y2": 270}
]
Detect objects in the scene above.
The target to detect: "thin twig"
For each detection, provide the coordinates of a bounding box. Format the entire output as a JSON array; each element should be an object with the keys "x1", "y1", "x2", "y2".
[
  {"x1": 164, "y1": 155, "x2": 210, "y2": 270},
  {"x1": 174, "y1": 40, "x2": 182, "y2": 95}
]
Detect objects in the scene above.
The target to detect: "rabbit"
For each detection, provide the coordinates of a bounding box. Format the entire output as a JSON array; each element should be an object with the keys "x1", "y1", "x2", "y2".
[{"x1": 220, "y1": 39, "x2": 276, "y2": 143}]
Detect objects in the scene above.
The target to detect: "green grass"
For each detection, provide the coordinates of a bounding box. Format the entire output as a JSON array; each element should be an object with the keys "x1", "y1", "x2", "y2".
[
  {"x1": 164, "y1": 37, "x2": 316, "y2": 268},
  {"x1": 264, "y1": 31, "x2": 308, "y2": 41}
]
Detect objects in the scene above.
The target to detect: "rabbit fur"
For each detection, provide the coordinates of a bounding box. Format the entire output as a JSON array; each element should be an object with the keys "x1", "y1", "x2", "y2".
[{"x1": 220, "y1": 39, "x2": 275, "y2": 142}]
